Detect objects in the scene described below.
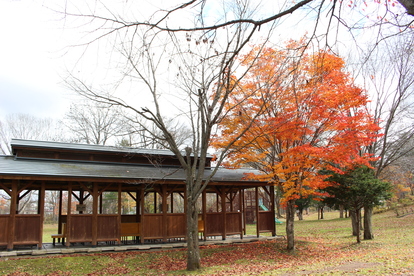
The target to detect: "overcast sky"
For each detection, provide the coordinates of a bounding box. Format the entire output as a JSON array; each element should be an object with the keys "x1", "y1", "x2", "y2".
[
  {"x1": 0, "y1": 0, "x2": 72, "y2": 119},
  {"x1": 0, "y1": 0, "x2": 407, "y2": 122}
]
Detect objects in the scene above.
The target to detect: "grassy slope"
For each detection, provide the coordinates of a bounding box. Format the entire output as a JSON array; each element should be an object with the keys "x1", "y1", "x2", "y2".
[{"x1": 0, "y1": 210, "x2": 413, "y2": 275}]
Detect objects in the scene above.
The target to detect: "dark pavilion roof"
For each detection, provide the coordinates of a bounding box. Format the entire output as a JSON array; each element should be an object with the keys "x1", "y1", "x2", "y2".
[
  {"x1": 0, "y1": 139, "x2": 265, "y2": 186},
  {"x1": 10, "y1": 139, "x2": 210, "y2": 159}
]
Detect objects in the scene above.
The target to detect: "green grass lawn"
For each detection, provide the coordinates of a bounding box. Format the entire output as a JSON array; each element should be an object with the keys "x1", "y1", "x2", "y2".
[
  {"x1": 1, "y1": 210, "x2": 413, "y2": 275},
  {"x1": 43, "y1": 224, "x2": 58, "y2": 243}
]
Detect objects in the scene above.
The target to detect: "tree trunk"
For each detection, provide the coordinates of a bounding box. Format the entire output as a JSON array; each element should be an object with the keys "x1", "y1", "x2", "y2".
[
  {"x1": 297, "y1": 209, "x2": 303, "y2": 220},
  {"x1": 355, "y1": 208, "x2": 361, "y2": 243},
  {"x1": 350, "y1": 210, "x2": 359, "y2": 236},
  {"x1": 318, "y1": 206, "x2": 324, "y2": 220},
  {"x1": 363, "y1": 205, "x2": 374, "y2": 240},
  {"x1": 286, "y1": 200, "x2": 296, "y2": 251},
  {"x1": 186, "y1": 199, "x2": 201, "y2": 270},
  {"x1": 339, "y1": 205, "x2": 344, "y2": 218}
]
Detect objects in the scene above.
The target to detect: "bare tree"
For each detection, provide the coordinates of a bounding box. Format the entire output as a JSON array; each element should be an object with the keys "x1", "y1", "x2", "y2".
[
  {"x1": 63, "y1": 101, "x2": 128, "y2": 145},
  {"x1": 362, "y1": 34, "x2": 414, "y2": 176},
  {"x1": 0, "y1": 113, "x2": 64, "y2": 155},
  {"x1": 360, "y1": 33, "x2": 414, "y2": 239},
  {"x1": 120, "y1": 115, "x2": 193, "y2": 149}
]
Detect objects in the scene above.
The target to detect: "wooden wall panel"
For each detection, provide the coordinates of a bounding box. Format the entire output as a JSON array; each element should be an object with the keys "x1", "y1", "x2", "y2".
[
  {"x1": 14, "y1": 215, "x2": 41, "y2": 244},
  {"x1": 142, "y1": 214, "x2": 163, "y2": 239},
  {"x1": 97, "y1": 215, "x2": 119, "y2": 241},
  {"x1": 69, "y1": 215, "x2": 93, "y2": 243},
  {"x1": 205, "y1": 213, "x2": 224, "y2": 235},
  {"x1": 0, "y1": 215, "x2": 9, "y2": 245},
  {"x1": 226, "y1": 212, "x2": 242, "y2": 234},
  {"x1": 258, "y1": 212, "x2": 273, "y2": 232},
  {"x1": 166, "y1": 214, "x2": 186, "y2": 238}
]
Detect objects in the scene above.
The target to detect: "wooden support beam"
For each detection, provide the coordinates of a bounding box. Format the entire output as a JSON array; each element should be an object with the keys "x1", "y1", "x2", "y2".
[
  {"x1": 0, "y1": 182, "x2": 11, "y2": 196},
  {"x1": 154, "y1": 192, "x2": 157, "y2": 213},
  {"x1": 170, "y1": 191, "x2": 174, "y2": 213},
  {"x1": 97, "y1": 183, "x2": 113, "y2": 196},
  {"x1": 92, "y1": 182, "x2": 98, "y2": 247},
  {"x1": 255, "y1": 187, "x2": 260, "y2": 238},
  {"x1": 38, "y1": 181, "x2": 45, "y2": 249},
  {"x1": 136, "y1": 188, "x2": 140, "y2": 223},
  {"x1": 239, "y1": 188, "x2": 243, "y2": 239},
  {"x1": 127, "y1": 191, "x2": 136, "y2": 201},
  {"x1": 117, "y1": 183, "x2": 122, "y2": 245},
  {"x1": 58, "y1": 190, "x2": 63, "y2": 229},
  {"x1": 162, "y1": 185, "x2": 167, "y2": 242},
  {"x1": 221, "y1": 189, "x2": 226, "y2": 240},
  {"x1": 71, "y1": 191, "x2": 81, "y2": 202},
  {"x1": 270, "y1": 185, "x2": 276, "y2": 236},
  {"x1": 202, "y1": 189, "x2": 207, "y2": 241},
  {"x1": 242, "y1": 189, "x2": 246, "y2": 235},
  {"x1": 18, "y1": 189, "x2": 32, "y2": 201},
  {"x1": 79, "y1": 182, "x2": 92, "y2": 195},
  {"x1": 17, "y1": 181, "x2": 34, "y2": 194},
  {"x1": 99, "y1": 192, "x2": 103, "y2": 214},
  {"x1": 79, "y1": 190, "x2": 84, "y2": 214},
  {"x1": 66, "y1": 182, "x2": 72, "y2": 247},
  {"x1": 7, "y1": 180, "x2": 18, "y2": 250},
  {"x1": 139, "y1": 188, "x2": 145, "y2": 243},
  {"x1": 262, "y1": 186, "x2": 271, "y2": 197}
]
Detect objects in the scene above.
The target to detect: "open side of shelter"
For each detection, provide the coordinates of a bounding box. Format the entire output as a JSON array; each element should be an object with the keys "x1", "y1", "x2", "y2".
[{"x1": 0, "y1": 139, "x2": 276, "y2": 251}]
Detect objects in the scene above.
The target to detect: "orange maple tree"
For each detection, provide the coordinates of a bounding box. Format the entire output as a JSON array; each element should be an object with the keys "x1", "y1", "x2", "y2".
[{"x1": 213, "y1": 40, "x2": 380, "y2": 250}]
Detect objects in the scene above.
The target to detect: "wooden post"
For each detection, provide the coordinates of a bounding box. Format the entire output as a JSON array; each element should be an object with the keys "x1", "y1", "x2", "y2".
[
  {"x1": 230, "y1": 191, "x2": 234, "y2": 212},
  {"x1": 139, "y1": 188, "x2": 145, "y2": 243},
  {"x1": 58, "y1": 189, "x2": 63, "y2": 233},
  {"x1": 239, "y1": 189, "x2": 243, "y2": 239},
  {"x1": 221, "y1": 189, "x2": 226, "y2": 240},
  {"x1": 161, "y1": 186, "x2": 167, "y2": 242},
  {"x1": 270, "y1": 185, "x2": 276, "y2": 236},
  {"x1": 38, "y1": 181, "x2": 45, "y2": 249},
  {"x1": 170, "y1": 191, "x2": 174, "y2": 213},
  {"x1": 92, "y1": 182, "x2": 98, "y2": 247},
  {"x1": 66, "y1": 183, "x2": 72, "y2": 247},
  {"x1": 99, "y1": 192, "x2": 103, "y2": 214},
  {"x1": 154, "y1": 192, "x2": 157, "y2": 213},
  {"x1": 136, "y1": 189, "x2": 140, "y2": 223},
  {"x1": 202, "y1": 189, "x2": 207, "y2": 241},
  {"x1": 7, "y1": 180, "x2": 18, "y2": 251},
  {"x1": 255, "y1": 187, "x2": 260, "y2": 238},
  {"x1": 117, "y1": 183, "x2": 122, "y2": 245},
  {"x1": 79, "y1": 189, "x2": 84, "y2": 214},
  {"x1": 242, "y1": 189, "x2": 246, "y2": 235}
]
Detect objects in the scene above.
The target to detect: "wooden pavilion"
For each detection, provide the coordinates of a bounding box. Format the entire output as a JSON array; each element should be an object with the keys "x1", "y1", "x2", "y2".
[{"x1": 0, "y1": 139, "x2": 276, "y2": 251}]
